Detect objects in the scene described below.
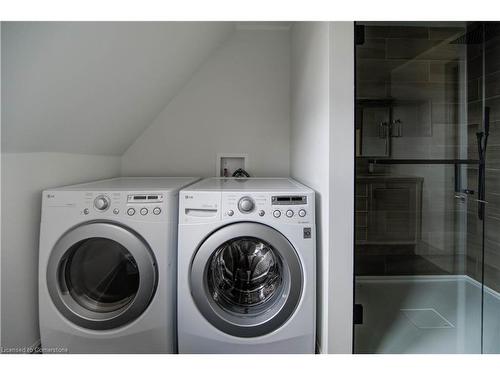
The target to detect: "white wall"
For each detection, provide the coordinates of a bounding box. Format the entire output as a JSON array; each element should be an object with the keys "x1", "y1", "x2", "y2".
[
  {"x1": 290, "y1": 22, "x2": 331, "y2": 353},
  {"x1": 1, "y1": 152, "x2": 120, "y2": 349},
  {"x1": 121, "y1": 28, "x2": 290, "y2": 178},
  {"x1": 2, "y1": 22, "x2": 234, "y2": 155},
  {"x1": 290, "y1": 22, "x2": 354, "y2": 354},
  {"x1": 328, "y1": 22, "x2": 354, "y2": 354}
]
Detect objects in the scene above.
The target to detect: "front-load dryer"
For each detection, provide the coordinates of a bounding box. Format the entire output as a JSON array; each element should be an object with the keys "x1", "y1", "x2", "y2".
[
  {"x1": 39, "y1": 177, "x2": 199, "y2": 353},
  {"x1": 177, "y1": 177, "x2": 316, "y2": 353}
]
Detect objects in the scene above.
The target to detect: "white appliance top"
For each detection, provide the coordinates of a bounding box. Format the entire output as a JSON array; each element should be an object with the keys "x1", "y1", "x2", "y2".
[
  {"x1": 183, "y1": 178, "x2": 312, "y2": 192},
  {"x1": 51, "y1": 177, "x2": 199, "y2": 191}
]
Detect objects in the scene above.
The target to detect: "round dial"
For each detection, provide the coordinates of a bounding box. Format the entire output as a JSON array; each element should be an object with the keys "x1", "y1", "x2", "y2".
[
  {"x1": 238, "y1": 197, "x2": 255, "y2": 213},
  {"x1": 94, "y1": 195, "x2": 110, "y2": 211}
]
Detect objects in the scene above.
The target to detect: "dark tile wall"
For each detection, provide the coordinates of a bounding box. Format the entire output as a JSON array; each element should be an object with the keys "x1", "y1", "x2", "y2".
[
  {"x1": 356, "y1": 24, "x2": 467, "y2": 276},
  {"x1": 466, "y1": 28, "x2": 500, "y2": 292},
  {"x1": 355, "y1": 23, "x2": 500, "y2": 284}
]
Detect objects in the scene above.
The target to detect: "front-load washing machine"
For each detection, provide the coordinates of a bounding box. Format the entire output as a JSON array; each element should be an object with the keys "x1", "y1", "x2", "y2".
[
  {"x1": 177, "y1": 177, "x2": 316, "y2": 353},
  {"x1": 39, "y1": 177, "x2": 199, "y2": 353}
]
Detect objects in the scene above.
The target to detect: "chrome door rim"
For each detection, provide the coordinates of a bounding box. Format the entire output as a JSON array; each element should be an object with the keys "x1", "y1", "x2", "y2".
[
  {"x1": 190, "y1": 222, "x2": 303, "y2": 337},
  {"x1": 46, "y1": 221, "x2": 157, "y2": 330}
]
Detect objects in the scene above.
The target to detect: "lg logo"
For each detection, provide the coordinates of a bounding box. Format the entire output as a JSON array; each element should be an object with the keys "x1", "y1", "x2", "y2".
[
  {"x1": 47, "y1": 194, "x2": 55, "y2": 199},
  {"x1": 185, "y1": 195, "x2": 194, "y2": 199}
]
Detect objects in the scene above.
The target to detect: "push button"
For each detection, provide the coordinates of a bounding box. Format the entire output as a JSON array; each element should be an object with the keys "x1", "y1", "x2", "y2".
[
  {"x1": 273, "y1": 210, "x2": 281, "y2": 218},
  {"x1": 153, "y1": 207, "x2": 161, "y2": 215},
  {"x1": 286, "y1": 209, "x2": 294, "y2": 218},
  {"x1": 140, "y1": 208, "x2": 148, "y2": 216},
  {"x1": 127, "y1": 208, "x2": 135, "y2": 216},
  {"x1": 298, "y1": 209, "x2": 306, "y2": 217}
]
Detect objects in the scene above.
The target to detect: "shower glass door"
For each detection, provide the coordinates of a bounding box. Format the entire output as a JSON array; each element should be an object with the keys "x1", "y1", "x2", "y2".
[
  {"x1": 479, "y1": 22, "x2": 500, "y2": 354},
  {"x1": 353, "y1": 21, "x2": 499, "y2": 354}
]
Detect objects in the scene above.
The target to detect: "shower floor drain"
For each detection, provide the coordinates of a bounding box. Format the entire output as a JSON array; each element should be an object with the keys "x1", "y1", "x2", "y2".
[{"x1": 400, "y1": 308, "x2": 454, "y2": 329}]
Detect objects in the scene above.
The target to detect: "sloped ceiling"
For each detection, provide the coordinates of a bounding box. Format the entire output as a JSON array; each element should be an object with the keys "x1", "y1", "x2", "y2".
[{"x1": 1, "y1": 22, "x2": 234, "y2": 155}]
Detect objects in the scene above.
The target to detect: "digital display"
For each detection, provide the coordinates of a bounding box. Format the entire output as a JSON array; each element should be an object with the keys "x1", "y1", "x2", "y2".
[
  {"x1": 127, "y1": 194, "x2": 163, "y2": 203},
  {"x1": 272, "y1": 196, "x2": 307, "y2": 205}
]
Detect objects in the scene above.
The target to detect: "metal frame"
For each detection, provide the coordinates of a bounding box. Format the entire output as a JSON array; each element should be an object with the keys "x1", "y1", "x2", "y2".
[
  {"x1": 46, "y1": 221, "x2": 157, "y2": 330},
  {"x1": 190, "y1": 222, "x2": 303, "y2": 338}
]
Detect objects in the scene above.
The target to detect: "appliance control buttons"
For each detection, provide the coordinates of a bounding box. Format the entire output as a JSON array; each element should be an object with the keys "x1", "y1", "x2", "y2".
[
  {"x1": 113, "y1": 208, "x2": 119, "y2": 215},
  {"x1": 140, "y1": 208, "x2": 148, "y2": 216},
  {"x1": 258, "y1": 210, "x2": 265, "y2": 217},
  {"x1": 273, "y1": 210, "x2": 281, "y2": 218},
  {"x1": 83, "y1": 208, "x2": 89, "y2": 215},
  {"x1": 127, "y1": 208, "x2": 136, "y2": 216},
  {"x1": 286, "y1": 209, "x2": 294, "y2": 218},
  {"x1": 227, "y1": 210, "x2": 234, "y2": 216},
  {"x1": 153, "y1": 207, "x2": 161, "y2": 215},
  {"x1": 298, "y1": 209, "x2": 306, "y2": 217},
  {"x1": 94, "y1": 195, "x2": 110, "y2": 211}
]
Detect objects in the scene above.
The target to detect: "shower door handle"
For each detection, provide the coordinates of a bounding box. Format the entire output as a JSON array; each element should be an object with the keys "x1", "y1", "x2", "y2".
[{"x1": 477, "y1": 106, "x2": 490, "y2": 221}]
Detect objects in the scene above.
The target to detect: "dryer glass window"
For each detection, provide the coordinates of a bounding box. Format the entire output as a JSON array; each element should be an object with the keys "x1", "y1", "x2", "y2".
[
  {"x1": 207, "y1": 237, "x2": 284, "y2": 315},
  {"x1": 64, "y1": 238, "x2": 140, "y2": 313}
]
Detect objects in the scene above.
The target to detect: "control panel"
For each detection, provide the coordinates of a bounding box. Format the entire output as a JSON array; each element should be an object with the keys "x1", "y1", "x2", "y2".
[
  {"x1": 79, "y1": 191, "x2": 167, "y2": 221},
  {"x1": 221, "y1": 192, "x2": 312, "y2": 224}
]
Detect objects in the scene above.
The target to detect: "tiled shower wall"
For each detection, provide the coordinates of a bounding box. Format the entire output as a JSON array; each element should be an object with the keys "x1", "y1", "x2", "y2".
[
  {"x1": 356, "y1": 24, "x2": 500, "y2": 288},
  {"x1": 466, "y1": 30, "x2": 500, "y2": 292},
  {"x1": 356, "y1": 24, "x2": 468, "y2": 275}
]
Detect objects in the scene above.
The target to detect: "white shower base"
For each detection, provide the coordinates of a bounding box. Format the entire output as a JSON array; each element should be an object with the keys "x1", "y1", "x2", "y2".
[{"x1": 354, "y1": 275, "x2": 500, "y2": 354}]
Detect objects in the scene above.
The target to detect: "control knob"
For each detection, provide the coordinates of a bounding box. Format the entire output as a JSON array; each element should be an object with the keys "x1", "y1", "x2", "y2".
[
  {"x1": 94, "y1": 195, "x2": 110, "y2": 211},
  {"x1": 238, "y1": 197, "x2": 255, "y2": 213}
]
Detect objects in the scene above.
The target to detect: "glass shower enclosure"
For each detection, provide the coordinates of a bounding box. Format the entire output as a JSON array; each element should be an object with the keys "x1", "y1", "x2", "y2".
[{"x1": 353, "y1": 21, "x2": 500, "y2": 353}]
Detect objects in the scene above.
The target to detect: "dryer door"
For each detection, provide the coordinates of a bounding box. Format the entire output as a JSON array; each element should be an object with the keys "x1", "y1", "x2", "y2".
[
  {"x1": 46, "y1": 221, "x2": 157, "y2": 330},
  {"x1": 190, "y1": 222, "x2": 303, "y2": 337}
]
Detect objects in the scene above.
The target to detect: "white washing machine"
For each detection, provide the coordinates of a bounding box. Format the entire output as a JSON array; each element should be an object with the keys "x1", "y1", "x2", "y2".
[
  {"x1": 38, "y1": 177, "x2": 199, "y2": 353},
  {"x1": 177, "y1": 178, "x2": 316, "y2": 353}
]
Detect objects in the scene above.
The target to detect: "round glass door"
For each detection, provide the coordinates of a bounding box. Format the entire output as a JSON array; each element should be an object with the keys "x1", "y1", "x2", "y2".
[
  {"x1": 190, "y1": 222, "x2": 303, "y2": 337},
  {"x1": 47, "y1": 222, "x2": 157, "y2": 330},
  {"x1": 64, "y1": 238, "x2": 140, "y2": 313}
]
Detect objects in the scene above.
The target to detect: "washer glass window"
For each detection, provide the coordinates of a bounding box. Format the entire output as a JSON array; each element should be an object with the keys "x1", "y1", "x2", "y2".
[
  {"x1": 64, "y1": 238, "x2": 140, "y2": 313},
  {"x1": 190, "y1": 222, "x2": 304, "y2": 337},
  {"x1": 47, "y1": 222, "x2": 158, "y2": 330},
  {"x1": 207, "y1": 237, "x2": 284, "y2": 316}
]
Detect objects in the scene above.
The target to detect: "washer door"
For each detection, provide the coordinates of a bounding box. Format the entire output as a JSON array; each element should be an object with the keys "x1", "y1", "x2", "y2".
[
  {"x1": 190, "y1": 222, "x2": 303, "y2": 337},
  {"x1": 47, "y1": 221, "x2": 157, "y2": 330}
]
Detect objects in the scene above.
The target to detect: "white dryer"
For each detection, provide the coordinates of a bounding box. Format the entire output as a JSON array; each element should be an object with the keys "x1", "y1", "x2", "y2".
[
  {"x1": 39, "y1": 177, "x2": 198, "y2": 353},
  {"x1": 177, "y1": 178, "x2": 316, "y2": 353}
]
